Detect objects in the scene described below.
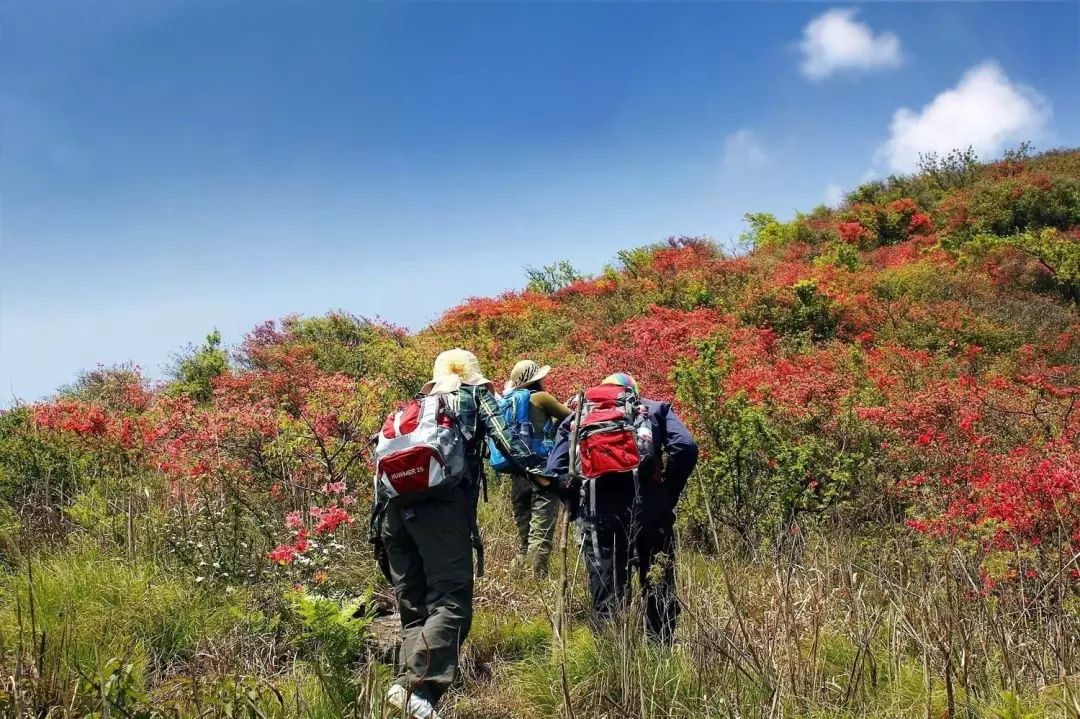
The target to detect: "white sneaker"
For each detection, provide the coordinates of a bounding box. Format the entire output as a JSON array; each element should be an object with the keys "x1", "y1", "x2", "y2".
[{"x1": 386, "y1": 684, "x2": 442, "y2": 719}]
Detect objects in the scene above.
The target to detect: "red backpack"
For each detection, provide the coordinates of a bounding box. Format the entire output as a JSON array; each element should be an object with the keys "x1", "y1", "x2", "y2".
[
  {"x1": 573, "y1": 384, "x2": 656, "y2": 482},
  {"x1": 374, "y1": 393, "x2": 467, "y2": 504}
]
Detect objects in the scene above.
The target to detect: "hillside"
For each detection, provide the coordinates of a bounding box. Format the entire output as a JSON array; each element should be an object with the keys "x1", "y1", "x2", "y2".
[{"x1": 2, "y1": 146, "x2": 1080, "y2": 718}]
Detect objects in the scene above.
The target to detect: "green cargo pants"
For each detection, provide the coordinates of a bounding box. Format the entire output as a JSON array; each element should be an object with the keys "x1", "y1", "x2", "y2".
[
  {"x1": 380, "y1": 488, "x2": 473, "y2": 706},
  {"x1": 510, "y1": 473, "x2": 559, "y2": 577}
]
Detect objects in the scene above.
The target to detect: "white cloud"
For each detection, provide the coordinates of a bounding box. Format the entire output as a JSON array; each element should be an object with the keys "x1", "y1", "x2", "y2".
[
  {"x1": 798, "y1": 8, "x2": 902, "y2": 81},
  {"x1": 877, "y1": 61, "x2": 1049, "y2": 173},
  {"x1": 824, "y1": 183, "x2": 845, "y2": 206},
  {"x1": 722, "y1": 129, "x2": 769, "y2": 171}
]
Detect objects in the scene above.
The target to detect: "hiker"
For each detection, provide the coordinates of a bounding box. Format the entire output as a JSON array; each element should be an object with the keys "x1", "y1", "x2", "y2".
[
  {"x1": 491, "y1": 359, "x2": 570, "y2": 577},
  {"x1": 542, "y1": 372, "x2": 697, "y2": 644},
  {"x1": 372, "y1": 349, "x2": 545, "y2": 719}
]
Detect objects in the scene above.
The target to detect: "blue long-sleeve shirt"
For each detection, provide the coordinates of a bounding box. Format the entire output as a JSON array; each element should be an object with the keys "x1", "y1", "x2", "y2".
[{"x1": 545, "y1": 398, "x2": 698, "y2": 524}]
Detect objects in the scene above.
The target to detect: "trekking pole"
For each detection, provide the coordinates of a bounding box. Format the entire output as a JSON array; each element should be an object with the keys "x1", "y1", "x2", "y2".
[
  {"x1": 555, "y1": 392, "x2": 584, "y2": 719},
  {"x1": 555, "y1": 392, "x2": 584, "y2": 641}
]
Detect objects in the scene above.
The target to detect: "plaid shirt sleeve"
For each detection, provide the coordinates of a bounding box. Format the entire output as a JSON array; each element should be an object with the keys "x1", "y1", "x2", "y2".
[{"x1": 476, "y1": 386, "x2": 542, "y2": 470}]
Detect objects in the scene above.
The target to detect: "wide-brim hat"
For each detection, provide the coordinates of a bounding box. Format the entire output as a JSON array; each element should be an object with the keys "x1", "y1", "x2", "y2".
[
  {"x1": 508, "y1": 359, "x2": 551, "y2": 390},
  {"x1": 421, "y1": 348, "x2": 492, "y2": 394}
]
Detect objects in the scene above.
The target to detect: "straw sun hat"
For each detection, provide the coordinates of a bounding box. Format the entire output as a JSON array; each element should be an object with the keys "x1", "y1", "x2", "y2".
[
  {"x1": 421, "y1": 348, "x2": 492, "y2": 394},
  {"x1": 508, "y1": 359, "x2": 551, "y2": 390}
]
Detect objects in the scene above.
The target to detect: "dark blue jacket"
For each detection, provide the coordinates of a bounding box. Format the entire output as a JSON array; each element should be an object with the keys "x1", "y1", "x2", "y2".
[{"x1": 545, "y1": 398, "x2": 698, "y2": 525}]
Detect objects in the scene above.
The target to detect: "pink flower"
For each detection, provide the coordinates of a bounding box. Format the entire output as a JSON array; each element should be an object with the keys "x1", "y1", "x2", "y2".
[
  {"x1": 314, "y1": 505, "x2": 353, "y2": 534},
  {"x1": 269, "y1": 544, "x2": 297, "y2": 565}
]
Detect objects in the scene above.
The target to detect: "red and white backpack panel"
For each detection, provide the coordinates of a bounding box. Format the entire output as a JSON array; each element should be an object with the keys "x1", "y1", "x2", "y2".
[{"x1": 374, "y1": 394, "x2": 466, "y2": 501}]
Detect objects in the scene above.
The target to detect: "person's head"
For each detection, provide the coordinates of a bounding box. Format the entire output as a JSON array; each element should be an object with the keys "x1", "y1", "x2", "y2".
[
  {"x1": 508, "y1": 359, "x2": 551, "y2": 391},
  {"x1": 421, "y1": 348, "x2": 491, "y2": 394},
  {"x1": 601, "y1": 372, "x2": 639, "y2": 396}
]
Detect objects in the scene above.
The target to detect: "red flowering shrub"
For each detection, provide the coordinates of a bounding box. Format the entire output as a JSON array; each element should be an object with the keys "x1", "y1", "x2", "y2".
[
  {"x1": 552, "y1": 276, "x2": 618, "y2": 300},
  {"x1": 438, "y1": 292, "x2": 558, "y2": 333},
  {"x1": 674, "y1": 333, "x2": 882, "y2": 550},
  {"x1": 837, "y1": 198, "x2": 933, "y2": 249},
  {"x1": 546, "y1": 305, "x2": 726, "y2": 401},
  {"x1": 853, "y1": 344, "x2": 1080, "y2": 582},
  {"x1": 649, "y1": 237, "x2": 722, "y2": 276},
  {"x1": 22, "y1": 349, "x2": 385, "y2": 586},
  {"x1": 838, "y1": 221, "x2": 873, "y2": 247},
  {"x1": 5, "y1": 146, "x2": 1080, "y2": 597}
]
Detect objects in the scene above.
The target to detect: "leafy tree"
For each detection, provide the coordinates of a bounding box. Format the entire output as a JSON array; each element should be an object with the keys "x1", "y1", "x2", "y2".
[
  {"x1": 612, "y1": 246, "x2": 654, "y2": 278},
  {"x1": 525, "y1": 260, "x2": 584, "y2": 294},
  {"x1": 58, "y1": 362, "x2": 149, "y2": 411},
  {"x1": 740, "y1": 279, "x2": 838, "y2": 343},
  {"x1": 741, "y1": 212, "x2": 796, "y2": 249},
  {"x1": 167, "y1": 329, "x2": 228, "y2": 403},
  {"x1": 917, "y1": 146, "x2": 979, "y2": 190}
]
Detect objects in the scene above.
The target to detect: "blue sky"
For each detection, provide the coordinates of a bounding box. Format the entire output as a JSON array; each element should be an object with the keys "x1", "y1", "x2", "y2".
[{"x1": 2, "y1": 1, "x2": 1078, "y2": 402}]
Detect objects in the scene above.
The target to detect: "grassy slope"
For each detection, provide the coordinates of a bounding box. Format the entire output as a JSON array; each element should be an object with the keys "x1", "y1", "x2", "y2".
[{"x1": 2, "y1": 147, "x2": 1080, "y2": 718}]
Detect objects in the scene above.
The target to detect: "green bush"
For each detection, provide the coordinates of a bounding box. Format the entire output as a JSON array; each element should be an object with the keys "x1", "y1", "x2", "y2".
[
  {"x1": 740, "y1": 279, "x2": 838, "y2": 343},
  {"x1": 976, "y1": 228, "x2": 1080, "y2": 302},
  {"x1": 814, "y1": 241, "x2": 862, "y2": 271},
  {"x1": 968, "y1": 175, "x2": 1080, "y2": 236},
  {"x1": 743, "y1": 212, "x2": 798, "y2": 249},
  {"x1": 166, "y1": 329, "x2": 229, "y2": 404},
  {"x1": 0, "y1": 405, "x2": 83, "y2": 522}
]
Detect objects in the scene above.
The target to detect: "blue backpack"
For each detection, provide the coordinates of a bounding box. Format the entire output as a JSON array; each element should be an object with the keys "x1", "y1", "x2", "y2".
[{"x1": 488, "y1": 388, "x2": 553, "y2": 473}]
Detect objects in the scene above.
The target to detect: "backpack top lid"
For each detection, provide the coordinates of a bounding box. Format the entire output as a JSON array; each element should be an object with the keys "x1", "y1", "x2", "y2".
[
  {"x1": 583, "y1": 383, "x2": 639, "y2": 412},
  {"x1": 578, "y1": 384, "x2": 645, "y2": 432},
  {"x1": 380, "y1": 394, "x2": 454, "y2": 440}
]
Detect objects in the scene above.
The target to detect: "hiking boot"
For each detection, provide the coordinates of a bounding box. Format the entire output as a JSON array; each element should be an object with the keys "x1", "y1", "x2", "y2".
[{"x1": 386, "y1": 684, "x2": 442, "y2": 719}]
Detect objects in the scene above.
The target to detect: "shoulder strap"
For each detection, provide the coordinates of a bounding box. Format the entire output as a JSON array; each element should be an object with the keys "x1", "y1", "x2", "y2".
[{"x1": 445, "y1": 387, "x2": 474, "y2": 441}]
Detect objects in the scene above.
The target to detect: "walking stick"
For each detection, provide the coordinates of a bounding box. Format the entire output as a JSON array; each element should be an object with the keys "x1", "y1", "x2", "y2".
[
  {"x1": 555, "y1": 392, "x2": 584, "y2": 641},
  {"x1": 555, "y1": 392, "x2": 584, "y2": 719}
]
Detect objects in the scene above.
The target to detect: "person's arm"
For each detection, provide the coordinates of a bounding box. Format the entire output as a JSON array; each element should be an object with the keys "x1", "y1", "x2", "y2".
[
  {"x1": 545, "y1": 416, "x2": 572, "y2": 477},
  {"x1": 476, "y1": 385, "x2": 542, "y2": 470},
  {"x1": 542, "y1": 416, "x2": 581, "y2": 501},
  {"x1": 661, "y1": 405, "x2": 698, "y2": 507},
  {"x1": 532, "y1": 391, "x2": 571, "y2": 424}
]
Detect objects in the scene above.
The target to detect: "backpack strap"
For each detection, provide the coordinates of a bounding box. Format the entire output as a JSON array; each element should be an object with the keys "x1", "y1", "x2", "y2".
[
  {"x1": 368, "y1": 494, "x2": 392, "y2": 583},
  {"x1": 469, "y1": 501, "x2": 485, "y2": 578}
]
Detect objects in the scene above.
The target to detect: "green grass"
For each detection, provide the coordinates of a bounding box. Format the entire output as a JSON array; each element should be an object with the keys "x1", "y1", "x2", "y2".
[
  {"x1": 0, "y1": 520, "x2": 1072, "y2": 718},
  {"x1": 465, "y1": 609, "x2": 551, "y2": 673},
  {"x1": 505, "y1": 624, "x2": 770, "y2": 719},
  {"x1": 0, "y1": 543, "x2": 261, "y2": 695}
]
